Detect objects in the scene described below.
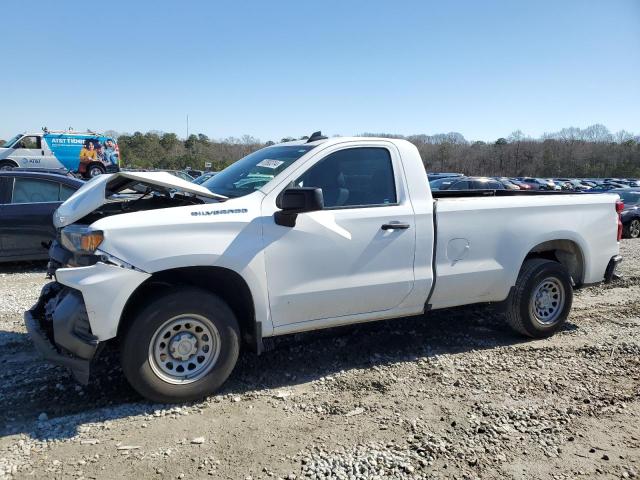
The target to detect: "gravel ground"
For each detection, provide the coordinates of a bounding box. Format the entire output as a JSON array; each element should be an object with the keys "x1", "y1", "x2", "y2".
[{"x1": 0, "y1": 241, "x2": 638, "y2": 479}]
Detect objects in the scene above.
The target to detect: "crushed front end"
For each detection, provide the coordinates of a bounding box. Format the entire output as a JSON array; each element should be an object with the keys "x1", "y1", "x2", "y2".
[
  {"x1": 25, "y1": 237, "x2": 150, "y2": 384},
  {"x1": 24, "y1": 170, "x2": 214, "y2": 384},
  {"x1": 25, "y1": 280, "x2": 99, "y2": 384}
]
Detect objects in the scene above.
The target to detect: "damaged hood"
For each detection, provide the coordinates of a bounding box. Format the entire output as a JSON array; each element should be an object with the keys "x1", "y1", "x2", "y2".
[{"x1": 54, "y1": 171, "x2": 226, "y2": 228}]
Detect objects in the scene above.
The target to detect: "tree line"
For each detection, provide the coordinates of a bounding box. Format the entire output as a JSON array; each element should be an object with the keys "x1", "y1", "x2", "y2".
[
  {"x1": 102, "y1": 131, "x2": 267, "y2": 173},
  {"x1": 2, "y1": 124, "x2": 638, "y2": 177},
  {"x1": 363, "y1": 125, "x2": 640, "y2": 178}
]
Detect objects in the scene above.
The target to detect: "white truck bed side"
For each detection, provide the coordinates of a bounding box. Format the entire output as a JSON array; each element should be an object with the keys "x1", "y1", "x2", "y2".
[{"x1": 429, "y1": 193, "x2": 619, "y2": 310}]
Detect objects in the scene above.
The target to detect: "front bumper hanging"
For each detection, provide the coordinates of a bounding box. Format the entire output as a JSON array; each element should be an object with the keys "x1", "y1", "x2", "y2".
[
  {"x1": 24, "y1": 282, "x2": 100, "y2": 384},
  {"x1": 604, "y1": 254, "x2": 623, "y2": 283}
]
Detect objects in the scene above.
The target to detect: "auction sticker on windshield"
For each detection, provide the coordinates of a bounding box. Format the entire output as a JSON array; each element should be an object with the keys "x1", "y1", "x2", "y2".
[{"x1": 256, "y1": 159, "x2": 285, "y2": 169}]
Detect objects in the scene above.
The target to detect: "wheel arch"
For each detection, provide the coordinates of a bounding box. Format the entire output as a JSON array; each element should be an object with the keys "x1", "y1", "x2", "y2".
[
  {"x1": 85, "y1": 161, "x2": 106, "y2": 177},
  {"x1": 0, "y1": 159, "x2": 19, "y2": 169},
  {"x1": 523, "y1": 239, "x2": 585, "y2": 287},
  {"x1": 118, "y1": 266, "x2": 261, "y2": 353}
]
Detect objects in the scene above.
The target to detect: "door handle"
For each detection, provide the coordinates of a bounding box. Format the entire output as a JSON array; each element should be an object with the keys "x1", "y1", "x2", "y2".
[{"x1": 381, "y1": 222, "x2": 410, "y2": 230}]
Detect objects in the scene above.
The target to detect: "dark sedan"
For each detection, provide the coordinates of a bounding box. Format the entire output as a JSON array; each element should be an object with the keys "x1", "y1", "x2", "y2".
[
  {"x1": 513, "y1": 177, "x2": 558, "y2": 190},
  {"x1": 0, "y1": 171, "x2": 84, "y2": 262},
  {"x1": 493, "y1": 177, "x2": 521, "y2": 190},
  {"x1": 590, "y1": 182, "x2": 629, "y2": 192},
  {"x1": 427, "y1": 172, "x2": 464, "y2": 181},
  {"x1": 430, "y1": 176, "x2": 506, "y2": 191},
  {"x1": 611, "y1": 188, "x2": 640, "y2": 238}
]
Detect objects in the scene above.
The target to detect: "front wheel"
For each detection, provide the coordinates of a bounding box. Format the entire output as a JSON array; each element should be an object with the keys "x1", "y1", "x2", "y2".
[
  {"x1": 505, "y1": 259, "x2": 573, "y2": 338},
  {"x1": 0, "y1": 160, "x2": 17, "y2": 171},
  {"x1": 121, "y1": 287, "x2": 240, "y2": 403}
]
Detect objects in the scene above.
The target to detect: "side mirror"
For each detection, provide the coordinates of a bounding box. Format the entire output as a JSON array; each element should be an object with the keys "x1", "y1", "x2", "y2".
[{"x1": 275, "y1": 187, "x2": 324, "y2": 227}]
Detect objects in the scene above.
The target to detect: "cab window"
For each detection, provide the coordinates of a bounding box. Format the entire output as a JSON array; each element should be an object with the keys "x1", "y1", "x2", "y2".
[
  {"x1": 11, "y1": 178, "x2": 72, "y2": 203},
  {"x1": 16, "y1": 136, "x2": 41, "y2": 149},
  {"x1": 295, "y1": 147, "x2": 397, "y2": 208}
]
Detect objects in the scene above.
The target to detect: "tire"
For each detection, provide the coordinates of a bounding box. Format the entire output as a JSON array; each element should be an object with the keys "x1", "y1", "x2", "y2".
[
  {"x1": 624, "y1": 219, "x2": 640, "y2": 239},
  {"x1": 505, "y1": 258, "x2": 573, "y2": 338},
  {"x1": 86, "y1": 163, "x2": 106, "y2": 178},
  {"x1": 0, "y1": 160, "x2": 17, "y2": 171},
  {"x1": 120, "y1": 287, "x2": 240, "y2": 403}
]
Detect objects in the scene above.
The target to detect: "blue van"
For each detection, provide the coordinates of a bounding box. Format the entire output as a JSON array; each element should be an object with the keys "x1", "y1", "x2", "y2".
[{"x1": 0, "y1": 130, "x2": 120, "y2": 178}]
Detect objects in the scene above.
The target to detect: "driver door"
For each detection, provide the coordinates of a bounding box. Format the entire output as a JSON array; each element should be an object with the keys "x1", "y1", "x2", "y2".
[{"x1": 261, "y1": 144, "x2": 416, "y2": 328}]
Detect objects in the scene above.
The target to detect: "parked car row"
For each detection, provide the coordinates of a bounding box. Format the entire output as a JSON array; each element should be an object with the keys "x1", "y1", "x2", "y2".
[
  {"x1": 428, "y1": 173, "x2": 640, "y2": 238},
  {"x1": 430, "y1": 176, "x2": 507, "y2": 191},
  {"x1": 429, "y1": 173, "x2": 640, "y2": 193}
]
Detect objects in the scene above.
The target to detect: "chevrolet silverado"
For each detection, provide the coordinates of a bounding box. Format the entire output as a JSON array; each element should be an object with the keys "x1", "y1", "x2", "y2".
[{"x1": 25, "y1": 133, "x2": 622, "y2": 402}]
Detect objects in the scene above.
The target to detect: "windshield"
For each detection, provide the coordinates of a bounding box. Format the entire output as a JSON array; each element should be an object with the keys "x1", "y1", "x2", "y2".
[
  {"x1": 193, "y1": 172, "x2": 216, "y2": 185},
  {"x1": 202, "y1": 144, "x2": 316, "y2": 198},
  {"x1": 1, "y1": 134, "x2": 22, "y2": 148}
]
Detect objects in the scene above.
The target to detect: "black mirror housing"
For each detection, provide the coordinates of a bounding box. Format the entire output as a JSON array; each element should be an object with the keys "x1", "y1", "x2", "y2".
[
  {"x1": 275, "y1": 187, "x2": 324, "y2": 227},
  {"x1": 276, "y1": 187, "x2": 324, "y2": 212}
]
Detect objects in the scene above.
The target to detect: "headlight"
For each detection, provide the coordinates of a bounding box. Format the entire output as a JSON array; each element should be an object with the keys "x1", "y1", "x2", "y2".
[{"x1": 60, "y1": 225, "x2": 104, "y2": 254}]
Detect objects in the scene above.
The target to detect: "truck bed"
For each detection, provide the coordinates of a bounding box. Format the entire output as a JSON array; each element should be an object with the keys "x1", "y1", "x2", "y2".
[{"x1": 428, "y1": 191, "x2": 619, "y2": 310}]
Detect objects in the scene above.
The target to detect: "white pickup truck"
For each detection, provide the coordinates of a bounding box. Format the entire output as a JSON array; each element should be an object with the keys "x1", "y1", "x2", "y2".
[{"x1": 26, "y1": 133, "x2": 623, "y2": 403}]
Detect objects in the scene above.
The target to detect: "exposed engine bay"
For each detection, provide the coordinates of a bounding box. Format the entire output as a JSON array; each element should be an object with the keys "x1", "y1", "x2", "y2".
[{"x1": 78, "y1": 191, "x2": 205, "y2": 224}]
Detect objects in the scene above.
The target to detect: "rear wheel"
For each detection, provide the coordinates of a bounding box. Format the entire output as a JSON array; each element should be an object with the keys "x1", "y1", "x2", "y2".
[
  {"x1": 86, "y1": 163, "x2": 106, "y2": 178},
  {"x1": 624, "y1": 219, "x2": 640, "y2": 239},
  {"x1": 120, "y1": 287, "x2": 240, "y2": 403},
  {"x1": 505, "y1": 259, "x2": 573, "y2": 338}
]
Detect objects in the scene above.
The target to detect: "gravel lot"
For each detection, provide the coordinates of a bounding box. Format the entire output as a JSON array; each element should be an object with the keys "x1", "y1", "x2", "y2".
[{"x1": 1, "y1": 241, "x2": 638, "y2": 479}]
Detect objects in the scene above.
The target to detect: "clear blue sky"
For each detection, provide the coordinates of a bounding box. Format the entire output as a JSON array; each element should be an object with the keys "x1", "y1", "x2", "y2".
[{"x1": 1, "y1": 0, "x2": 638, "y2": 142}]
